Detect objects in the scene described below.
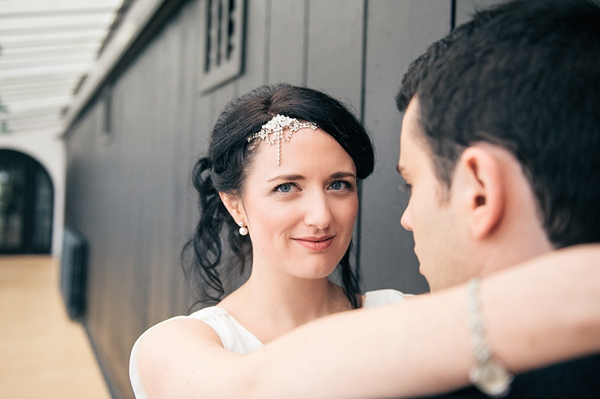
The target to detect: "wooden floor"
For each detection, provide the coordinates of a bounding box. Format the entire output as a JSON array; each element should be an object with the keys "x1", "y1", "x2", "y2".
[{"x1": 0, "y1": 256, "x2": 112, "y2": 399}]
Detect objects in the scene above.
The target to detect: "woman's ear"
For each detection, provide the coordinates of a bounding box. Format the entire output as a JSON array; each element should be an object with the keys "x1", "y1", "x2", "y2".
[
  {"x1": 456, "y1": 146, "x2": 506, "y2": 240},
  {"x1": 218, "y1": 192, "x2": 244, "y2": 223}
]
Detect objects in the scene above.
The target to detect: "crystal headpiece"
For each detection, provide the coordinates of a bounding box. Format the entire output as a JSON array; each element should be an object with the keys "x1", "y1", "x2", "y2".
[{"x1": 247, "y1": 114, "x2": 318, "y2": 165}]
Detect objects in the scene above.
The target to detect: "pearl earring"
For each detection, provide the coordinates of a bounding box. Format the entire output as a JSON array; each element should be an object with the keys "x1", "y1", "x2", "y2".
[{"x1": 238, "y1": 221, "x2": 248, "y2": 236}]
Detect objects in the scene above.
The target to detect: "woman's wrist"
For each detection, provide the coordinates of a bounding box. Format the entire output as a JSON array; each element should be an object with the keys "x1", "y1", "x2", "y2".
[
  {"x1": 481, "y1": 246, "x2": 600, "y2": 374},
  {"x1": 468, "y1": 277, "x2": 513, "y2": 397}
]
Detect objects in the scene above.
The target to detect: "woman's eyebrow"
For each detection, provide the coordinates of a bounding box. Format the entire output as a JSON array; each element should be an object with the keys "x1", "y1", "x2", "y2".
[
  {"x1": 267, "y1": 171, "x2": 356, "y2": 182},
  {"x1": 267, "y1": 174, "x2": 304, "y2": 182},
  {"x1": 330, "y1": 171, "x2": 357, "y2": 180}
]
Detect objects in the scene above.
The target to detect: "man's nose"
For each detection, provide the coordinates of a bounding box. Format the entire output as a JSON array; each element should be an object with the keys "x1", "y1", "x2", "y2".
[{"x1": 400, "y1": 207, "x2": 412, "y2": 231}]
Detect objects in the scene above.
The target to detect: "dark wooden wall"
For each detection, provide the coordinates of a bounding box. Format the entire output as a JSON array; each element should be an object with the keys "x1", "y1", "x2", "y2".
[{"x1": 64, "y1": 1, "x2": 503, "y2": 398}]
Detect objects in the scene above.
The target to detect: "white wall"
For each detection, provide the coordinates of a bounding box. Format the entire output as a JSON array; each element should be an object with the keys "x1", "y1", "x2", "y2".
[{"x1": 0, "y1": 132, "x2": 65, "y2": 256}]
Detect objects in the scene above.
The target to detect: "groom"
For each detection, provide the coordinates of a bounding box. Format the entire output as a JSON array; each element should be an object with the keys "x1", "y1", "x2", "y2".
[{"x1": 395, "y1": 0, "x2": 600, "y2": 397}]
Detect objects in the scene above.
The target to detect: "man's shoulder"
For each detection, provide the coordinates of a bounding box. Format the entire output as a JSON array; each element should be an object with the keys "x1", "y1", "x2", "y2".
[{"x1": 418, "y1": 354, "x2": 600, "y2": 399}]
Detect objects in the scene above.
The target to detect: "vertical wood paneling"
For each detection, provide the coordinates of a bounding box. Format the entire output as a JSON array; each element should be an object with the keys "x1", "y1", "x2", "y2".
[
  {"x1": 170, "y1": 0, "x2": 204, "y2": 316},
  {"x1": 65, "y1": 2, "x2": 210, "y2": 397},
  {"x1": 237, "y1": 0, "x2": 270, "y2": 95},
  {"x1": 455, "y1": 0, "x2": 503, "y2": 26},
  {"x1": 360, "y1": 1, "x2": 452, "y2": 294},
  {"x1": 306, "y1": 0, "x2": 364, "y2": 111},
  {"x1": 110, "y1": 67, "x2": 149, "y2": 399},
  {"x1": 212, "y1": 81, "x2": 240, "y2": 125},
  {"x1": 149, "y1": 17, "x2": 184, "y2": 328},
  {"x1": 267, "y1": 0, "x2": 306, "y2": 84}
]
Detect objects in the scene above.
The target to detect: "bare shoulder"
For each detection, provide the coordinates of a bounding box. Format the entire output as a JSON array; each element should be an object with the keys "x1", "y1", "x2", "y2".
[
  {"x1": 137, "y1": 316, "x2": 223, "y2": 357},
  {"x1": 135, "y1": 317, "x2": 234, "y2": 398}
]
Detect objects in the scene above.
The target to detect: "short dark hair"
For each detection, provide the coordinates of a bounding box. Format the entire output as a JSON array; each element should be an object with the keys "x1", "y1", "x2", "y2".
[
  {"x1": 396, "y1": 8, "x2": 495, "y2": 113},
  {"x1": 185, "y1": 83, "x2": 374, "y2": 308},
  {"x1": 398, "y1": 0, "x2": 600, "y2": 248}
]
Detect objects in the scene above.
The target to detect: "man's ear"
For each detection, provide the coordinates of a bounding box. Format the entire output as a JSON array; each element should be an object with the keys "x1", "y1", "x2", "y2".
[
  {"x1": 218, "y1": 192, "x2": 244, "y2": 224},
  {"x1": 455, "y1": 147, "x2": 506, "y2": 240}
]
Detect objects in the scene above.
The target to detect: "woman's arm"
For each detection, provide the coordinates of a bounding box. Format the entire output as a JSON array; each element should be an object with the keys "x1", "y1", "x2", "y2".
[
  {"x1": 254, "y1": 244, "x2": 600, "y2": 398},
  {"x1": 136, "y1": 244, "x2": 600, "y2": 398}
]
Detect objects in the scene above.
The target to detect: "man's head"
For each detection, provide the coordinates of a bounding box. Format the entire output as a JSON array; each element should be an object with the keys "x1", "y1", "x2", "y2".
[{"x1": 397, "y1": 0, "x2": 600, "y2": 290}]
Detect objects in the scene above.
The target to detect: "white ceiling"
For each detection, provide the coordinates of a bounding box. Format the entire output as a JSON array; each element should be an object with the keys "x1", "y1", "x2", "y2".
[{"x1": 0, "y1": 0, "x2": 126, "y2": 136}]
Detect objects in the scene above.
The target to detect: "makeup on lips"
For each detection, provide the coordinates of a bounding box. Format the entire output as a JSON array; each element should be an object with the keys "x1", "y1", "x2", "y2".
[{"x1": 292, "y1": 236, "x2": 335, "y2": 251}]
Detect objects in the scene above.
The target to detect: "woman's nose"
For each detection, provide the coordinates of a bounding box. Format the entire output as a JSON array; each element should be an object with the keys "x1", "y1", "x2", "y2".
[{"x1": 304, "y1": 193, "x2": 333, "y2": 230}]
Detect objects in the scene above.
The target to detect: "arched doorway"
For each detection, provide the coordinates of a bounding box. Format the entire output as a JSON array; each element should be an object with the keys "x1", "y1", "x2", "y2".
[{"x1": 0, "y1": 149, "x2": 53, "y2": 254}]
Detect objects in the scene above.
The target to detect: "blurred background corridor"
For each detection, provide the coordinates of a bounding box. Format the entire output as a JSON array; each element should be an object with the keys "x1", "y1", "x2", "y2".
[{"x1": 0, "y1": 256, "x2": 110, "y2": 398}]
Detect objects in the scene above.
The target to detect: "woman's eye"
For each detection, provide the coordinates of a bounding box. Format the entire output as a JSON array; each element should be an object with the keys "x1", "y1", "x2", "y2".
[
  {"x1": 329, "y1": 180, "x2": 353, "y2": 191},
  {"x1": 330, "y1": 181, "x2": 343, "y2": 190},
  {"x1": 274, "y1": 183, "x2": 295, "y2": 193}
]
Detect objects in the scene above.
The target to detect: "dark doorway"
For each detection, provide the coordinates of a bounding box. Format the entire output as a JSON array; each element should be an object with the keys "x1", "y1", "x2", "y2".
[{"x1": 0, "y1": 150, "x2": 53, "y2": 254}]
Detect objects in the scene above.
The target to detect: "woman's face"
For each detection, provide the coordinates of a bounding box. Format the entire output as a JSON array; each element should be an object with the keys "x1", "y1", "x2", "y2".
[{"x1": 239, "y1": 127, "x2": 358, "y2": 280}]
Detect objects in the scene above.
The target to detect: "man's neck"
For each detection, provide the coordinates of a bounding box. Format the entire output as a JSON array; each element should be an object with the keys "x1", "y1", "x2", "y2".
[{"x1": 478, "y1": 234, "x2": 554, "y2": 277}]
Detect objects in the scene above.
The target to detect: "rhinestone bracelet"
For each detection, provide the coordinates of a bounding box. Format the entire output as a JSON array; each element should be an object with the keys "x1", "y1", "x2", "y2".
[{"x1": 468, "y1": 278, "x2": 513, "y2": 397}]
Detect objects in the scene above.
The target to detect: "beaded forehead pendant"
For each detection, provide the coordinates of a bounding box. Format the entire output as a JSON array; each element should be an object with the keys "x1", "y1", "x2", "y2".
[{"x1": 247, "y1": 114, "x2": 318, "y2": 165}]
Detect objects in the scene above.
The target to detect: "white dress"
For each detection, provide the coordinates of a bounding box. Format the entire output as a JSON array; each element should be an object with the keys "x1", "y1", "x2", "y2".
[{"x1": 129, "y1": 289, "x2": 407, "y2": 398}]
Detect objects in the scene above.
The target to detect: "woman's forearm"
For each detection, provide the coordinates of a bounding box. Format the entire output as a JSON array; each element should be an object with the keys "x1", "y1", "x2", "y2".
[
  {"x1": 249, "y1": 245, "x2": 600, "y2": 399},
  {"x1": 482, "y1": 245, "x2": 600, "y2": 373}
]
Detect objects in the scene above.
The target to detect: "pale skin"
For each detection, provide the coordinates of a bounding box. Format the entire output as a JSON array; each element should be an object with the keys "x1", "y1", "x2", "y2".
[
  {"x1": 136, "y1": 106, "x2": 600, "y2": 398},
  {"x1": 138, "y1": 126, "x2": 369, "y2": 395},
  {"x1": 214, "y1": 128, "x2": 360, "y2": 344},
  {"x1": 137, "y1": 246, "x2": 600, "y2": 398},
  {"x1": 397, "y1": 96, "x2": 554, "y2": 291}
]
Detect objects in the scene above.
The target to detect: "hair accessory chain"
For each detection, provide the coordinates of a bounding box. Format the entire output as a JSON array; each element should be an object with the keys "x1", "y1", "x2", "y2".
[{"x1": 247, "y1": 114, "x2": 318, "y2": 165}]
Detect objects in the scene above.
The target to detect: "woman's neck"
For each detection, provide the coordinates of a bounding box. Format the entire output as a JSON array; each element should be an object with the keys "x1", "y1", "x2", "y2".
[{"x1": 218, "y1": 268, "x2": 351, "y2": 343}]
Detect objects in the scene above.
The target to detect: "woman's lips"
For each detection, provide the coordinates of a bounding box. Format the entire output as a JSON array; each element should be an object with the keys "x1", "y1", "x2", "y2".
[{"x1": 293, "y1": 236, "x2": 334, "y2": 251}]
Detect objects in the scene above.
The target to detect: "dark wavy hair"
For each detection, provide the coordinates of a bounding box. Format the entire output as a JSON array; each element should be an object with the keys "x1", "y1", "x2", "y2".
[{"x1": 183, "y1": 83, "x2": 375, "y2": 309}]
